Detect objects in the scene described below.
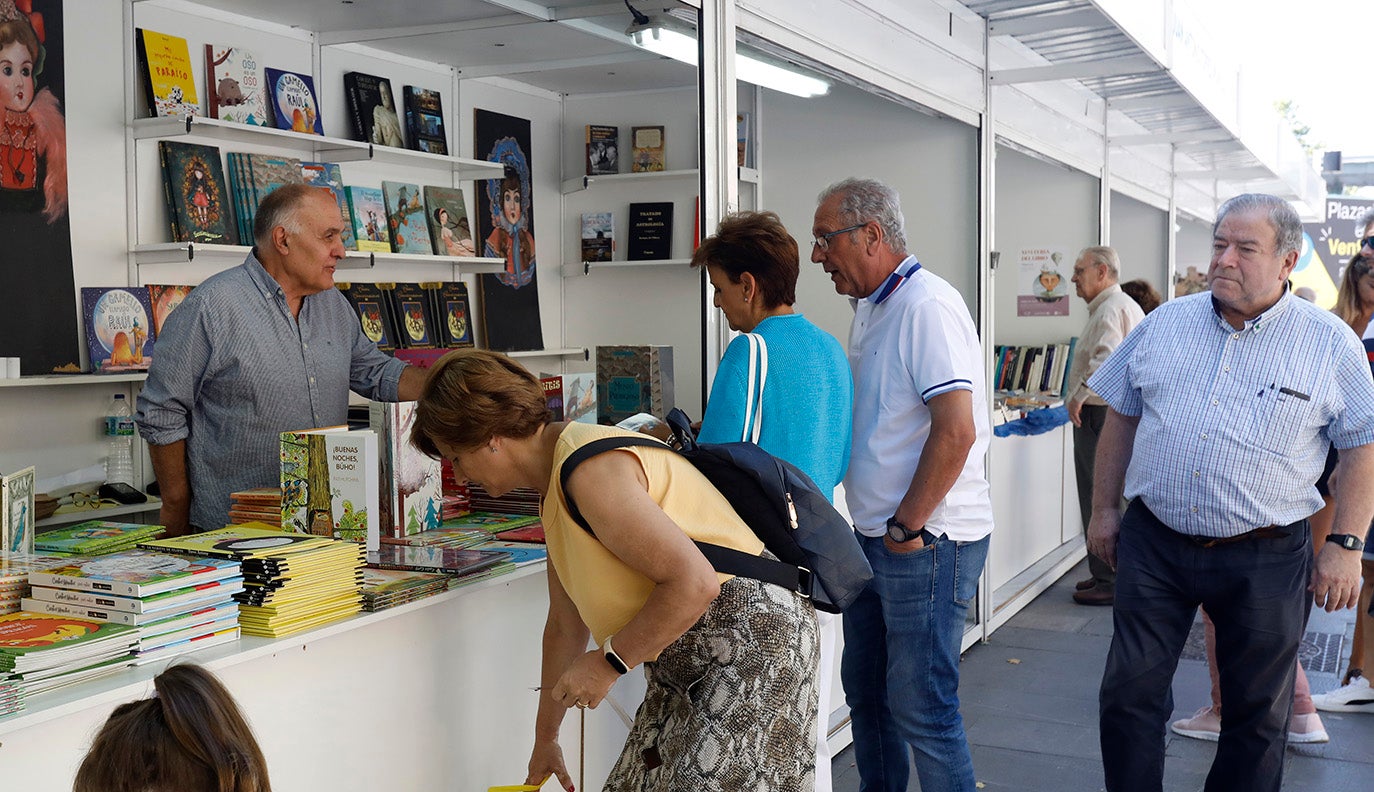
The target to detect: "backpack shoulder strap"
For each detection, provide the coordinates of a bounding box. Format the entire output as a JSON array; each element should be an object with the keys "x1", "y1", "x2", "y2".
[{"x1": 558, "y1": 435, "x2": 667, "y2": 533}]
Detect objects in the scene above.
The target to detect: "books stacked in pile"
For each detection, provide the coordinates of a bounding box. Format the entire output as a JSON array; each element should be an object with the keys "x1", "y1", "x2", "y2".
[
  {"x1": 379, "y1": 524, "x2": 489, "y2": 550},
  {"x1": 439, "y1": 461, "x2": 471, "y2": 522},
  {"x1": 0, "y1": 676, "x2": 20, "y2": 717},
  {"x1": 440, "y1": 494, "x2": 470, "y2": 523},
  {"x1": 32, "y1": 521, "x2": 166, "y2": 556},
  {"x1": 228, "y1": 488, "x2": 283, "y2": 526},
  {"x1": 358, "y1": 568, "x2": 451, "y2": 612},
  {"x1": 369, "y1": 544, "x2": 512, "y2": 586},
  {"x1": 23, "y1": 550, "x2": 243, "y2": 665},
  {"x1": 0, "y1": 612, "x2": 138, "y2": 697},
  {"x1": 467, "y1": 540, "x2": 547, "y2": 570},
  {"x1": 140, "y1": 524, "x2": 364, "y2": 639},
  {"x1": 0, "y1": 554, "x2": 68, "y2": 615},
  {"x1": 465, "y1": 484, "x2": 540, "y2": 516}
]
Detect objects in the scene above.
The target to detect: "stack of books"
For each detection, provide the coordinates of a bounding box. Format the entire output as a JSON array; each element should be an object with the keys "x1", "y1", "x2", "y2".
[
  {"x1": 140, "y1": 524, "x2": 364, "y2": 639},
  {"x1": 228, "y1": 488, "x2": 283, "y2": 526},
  {"x1": 358, "y1": 568, "x2": 452, "y2": 612},
  {"x1": 22, "y1": 550, "x2": 243, "y2": 665},
  {"x1": 0, "y1": 554, "x2": 68, "y2": 615},
  {"x1": 0, "y1": 676, "x2": 20, "y2": 718},
  {"x1": 467, "y1": 540, "x2": 547, "y2": 569},
  {"x1": 369, "y1": 544, "x2": 511, "y2": 581},
  {"x1": 32, "y1": 521, "x2": 167, "y2": 556},
  {"x1": 439, "y1": 461, "x2": 471, "y2": 522},
  {"x1": 465, "y1": 485, "x2": 540, "y2": 516},
  {"x1": 0, "y1": 612, "x2": 138, "y2": 697},
  {"x1": 379, "y1": 524, "x2": 489, "y2": 550}
]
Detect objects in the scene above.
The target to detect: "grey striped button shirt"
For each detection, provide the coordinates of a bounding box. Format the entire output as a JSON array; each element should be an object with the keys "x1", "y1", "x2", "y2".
[
  {"x1": 1088, "y1": 291, "x2": 1374, "y2": 538},
  {"x1": 136, "y1": 252, "x2": 406, "y2": 530}
]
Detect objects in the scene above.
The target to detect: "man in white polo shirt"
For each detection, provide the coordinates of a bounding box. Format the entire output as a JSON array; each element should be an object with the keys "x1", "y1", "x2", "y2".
[{"x1": 812, "y1": 177, "x2": 993, "y2": 792}]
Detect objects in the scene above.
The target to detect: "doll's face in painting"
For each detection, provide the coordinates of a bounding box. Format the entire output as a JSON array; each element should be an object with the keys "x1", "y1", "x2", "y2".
[
  {"x1": 502, "y1": 187, "x2": 522, "y2": 226},
  {"x1": 0, "y1": 41, "x2": 36, "y2": 113}
]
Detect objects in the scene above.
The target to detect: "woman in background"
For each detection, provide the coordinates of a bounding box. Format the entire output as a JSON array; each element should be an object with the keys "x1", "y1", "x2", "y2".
[
  {"x1": 693, "y1": 210, "x2": 852, "y2": 792},
  {"x1": 1119, "y1": 278, "x2": 1161, "y2": 315}
]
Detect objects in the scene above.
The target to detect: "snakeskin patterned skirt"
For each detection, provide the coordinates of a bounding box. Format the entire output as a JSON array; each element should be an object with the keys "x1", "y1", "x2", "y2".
[{"x1": 603, "y1": 571, "x2": 820, "y2": 791}]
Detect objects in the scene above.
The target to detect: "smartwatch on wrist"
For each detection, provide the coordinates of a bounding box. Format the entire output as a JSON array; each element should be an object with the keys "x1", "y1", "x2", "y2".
[
  {"x1": 602, "y1": 635, "x2": 629, "y2": 675},
  {"x1": 885, "y1": 516, "x2": 923, "y2": 544},
  {"x1": 1326, "y1": 533, "x2": 1366, "y2": 552}
]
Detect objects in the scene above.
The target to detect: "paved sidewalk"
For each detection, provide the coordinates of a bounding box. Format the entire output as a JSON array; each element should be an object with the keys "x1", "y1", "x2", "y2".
[{"x1": 832, "y1": 561, "x2": 1374, "y2": 791}]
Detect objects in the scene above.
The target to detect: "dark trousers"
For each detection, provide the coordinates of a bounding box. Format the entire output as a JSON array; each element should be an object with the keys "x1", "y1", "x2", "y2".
[
  {"x1": 1099, "y1": 500, "x2": 1312, "y2": 792},
  {"x1": 1073, "y1": 404, "x2": 1115, "y2": 587}
]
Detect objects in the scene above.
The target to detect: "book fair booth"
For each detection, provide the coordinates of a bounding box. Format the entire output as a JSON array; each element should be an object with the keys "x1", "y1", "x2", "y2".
[{"x1": 0, "y1": 1, "x2": 1322, "y2": 789}]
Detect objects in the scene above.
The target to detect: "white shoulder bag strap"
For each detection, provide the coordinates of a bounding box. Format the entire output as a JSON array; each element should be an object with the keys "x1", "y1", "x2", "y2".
[{"x1": 740, "y1": 333, "x2": 769, "y2": 444}]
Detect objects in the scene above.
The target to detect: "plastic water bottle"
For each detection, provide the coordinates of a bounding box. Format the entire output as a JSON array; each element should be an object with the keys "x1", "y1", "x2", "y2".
[{"x1": 104, "y1": 393, "x2": 136, "y2": 486}]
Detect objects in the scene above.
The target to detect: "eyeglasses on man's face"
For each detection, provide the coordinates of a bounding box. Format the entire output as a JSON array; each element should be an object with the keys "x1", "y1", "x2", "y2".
[{"x1": 812, "y1": 223, "x2": 867, "y2": 253}]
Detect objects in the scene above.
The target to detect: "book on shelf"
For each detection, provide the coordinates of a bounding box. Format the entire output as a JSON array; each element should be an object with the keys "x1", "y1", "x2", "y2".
[
  {"x1": 345, "y1": 186, "x2": 392, "y2": 253},
  {"x1": 627, "y1": 202, "x2": 673, "y2": 261},
  {"x1": 26, "y1": 550, "x2": 242, "y2": 599},
  {"x1": 263, "y1": 67, "x2": 323, "y2": 135},
  {"x1": 32, "y1": 520, "x2": 166, "y2": 556},
  {"x1": 422, "y1": 186, "x2": 476, "y2": 257},
  {"x1": 631, "y1": 125, "x2": 666, "y2": 172},
  {"x1": 381, "y1": 181, "x2": 432, "y2": 255},
  {"x1": 82, "y1": 287, "x2": 155, "y2": 373},
  {"x1": 204, "y1": 43, "x2": 266, "y2": 126},
  {"x1": 134, "y1": 28, "x2": 199, "y2": 119},
  {"x1": 387, "y1": 282, "x2": 439, "y2": 349},
  {"x1": 586, "y1": 124, "x2": 619, "y2": 175},
  {"x1": 581, "y1": 211, "x2": 614, "y2": 262},
  {"x1": 422, "y1": 281, "x2": 475, "y2": 348},
  {"x1": 28, "y1": 580, "x2": 244, "y2": 618},
  {"x1": 338, "y1": 282, "x2": 400, "y2": 353},
  {"x1": 226, "y1": 152, "x2": 305, "y2": 243},
  {"x1": 138, "y1": 523, "x2": 339, "y2": 560},
  {"x1": 2, "y1": 466, "x2": 36, "y2": 557},
  {"x1": 301, "y1": 161, "x2": 356, "y2": 251},
  {"x1": 19, "y1": 594, "x2": 236, "y2": 629},
  {"x1": 158, "y1": 141, "x2": 238, "y2": 245},
  {"x1": 402, "y1": 85, "x2": 448, "y2": 155},
  {"x1": 0, "y1": 612, "x2": 137, "y2": 668},
  {"x1": 343, "y1": 71, "x2": 404, "y2": 147},
  {"x1": 541, "y1": 375, "x2": 565, "y2": 421},
  {"x1": 597, "y1": 345, "x2": 675, "y2": 425},
  {"x1": 737, "y1": 112, "x2": 751, "y2": 167},
  {"x1": 279, "y1": 426, "x2": 380, "y2": 551},
  {"x1": 369, "y1": 402, "x2": 442, "y2": 538},
  {"x1": 147, "y1": 284, "x2": 194, "y2": 340},
  {"x1": 132, "y1": 625, "x2": 240, "y2": 666},
  {"x1": 563, "y1": 372, "x2": 597, "y2": 424}
]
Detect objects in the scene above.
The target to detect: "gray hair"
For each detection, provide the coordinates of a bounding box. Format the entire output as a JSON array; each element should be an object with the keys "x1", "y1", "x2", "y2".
[
  {"x1": 817, "y1": 178, "x2": 907, "y2": 254},
  {"x1": 252, "y1": 183, "x2": 316, "y2": 247},
  {"x1": 1358, "y1": 207, "x2": 1374, "y2": 237},
  {"x1": 1213, "y1": 193, "x2": 1302, "y2": 259},
  {"x1": 1078, "y1": 245, "x2": 1120, "y2": 278}
]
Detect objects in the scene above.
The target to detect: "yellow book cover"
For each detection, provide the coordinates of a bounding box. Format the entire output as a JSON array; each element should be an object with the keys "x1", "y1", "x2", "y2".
[
  {"x1": 139, "y1": 524, "x2": 335, "y2": 560},
  {"x1": 136, "y1": 29, "x2": 199, "y2": 119}
]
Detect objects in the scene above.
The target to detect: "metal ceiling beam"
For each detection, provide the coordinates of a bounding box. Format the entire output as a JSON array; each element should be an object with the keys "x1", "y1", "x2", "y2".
[
  {"x1": 990, "y1": 55, "x2": 1159, "y2": 85},
  {"x1": 1107, "y1": 94, "x2": 1199, "y2": 112},
  {"x1": 453, "y1": 49, "x2": 659, "y2": 79},
  {"x1": 1174, "y1": 140, "x2": 1248, "y2": 154},
  {"x1": 1175, "y1": 166, "x2": 1276, "y2": 181},
  {"x1": 1109, "y1": 130, "x2": 1233, "y2": 147},
  {"x1": 317, "y1": 2, "x2": 629, "y2": 46}
]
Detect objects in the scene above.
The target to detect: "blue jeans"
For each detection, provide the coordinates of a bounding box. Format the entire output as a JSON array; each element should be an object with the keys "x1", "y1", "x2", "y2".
[{"x1": 841, "y1": 531, "x2": 990, "y2": 792}]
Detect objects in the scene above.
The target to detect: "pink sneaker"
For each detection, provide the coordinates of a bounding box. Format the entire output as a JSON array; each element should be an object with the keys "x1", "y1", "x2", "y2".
[
  {"x1": 1170, "y1": 706, "x2": 1220, "y2": 741},
  {"x1": 1287, "y1": 712, "x2": 1329, "y2": 744}
]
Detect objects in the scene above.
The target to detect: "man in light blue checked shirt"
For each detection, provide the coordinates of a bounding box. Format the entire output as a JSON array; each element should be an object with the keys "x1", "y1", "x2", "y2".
[{"x1": 1087, "y1": 193, "x2": 1374, "y2": 792}]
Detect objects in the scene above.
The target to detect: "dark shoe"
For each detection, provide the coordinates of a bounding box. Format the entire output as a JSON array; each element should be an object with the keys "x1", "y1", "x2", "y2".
[
  {"x1": 1073, "y1": 586, "x2": 1114, "y2": 606},
  {"x1": 1075, "y1": 577, "x2": 1097, "y2": 591}
]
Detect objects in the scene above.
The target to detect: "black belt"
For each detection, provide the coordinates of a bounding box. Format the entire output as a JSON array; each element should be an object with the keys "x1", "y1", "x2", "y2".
[{"x1": 1182, "y1": 525, "x2": 1289, "y2": 549}]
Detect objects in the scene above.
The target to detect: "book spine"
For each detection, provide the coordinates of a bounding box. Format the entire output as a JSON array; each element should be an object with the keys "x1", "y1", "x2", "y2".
[
  {"x1": 20, "y1": 598, "x2": 140, "y2": 625},
  {"x1": 343, "y1": 73, "x2": 366, "y2": 142},
  {"x1": 28, "y1": 571, "x2": 141, "y2": 598},
  {"x1": 28, "y1": 585, "x2": 143, "y2": 612},
  {"x1": 135, "y1": 29, "x2": 156, "y2": 117}
]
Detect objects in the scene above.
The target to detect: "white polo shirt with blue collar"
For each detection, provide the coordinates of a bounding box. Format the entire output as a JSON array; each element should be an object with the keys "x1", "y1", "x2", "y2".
[{"x1": 845, "y1": 255, "x2": 994, "y2": 541}]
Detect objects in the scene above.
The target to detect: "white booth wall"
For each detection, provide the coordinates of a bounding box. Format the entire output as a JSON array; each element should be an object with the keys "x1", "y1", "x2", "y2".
[{"x1": 1109, "y1": 191, "x2": 1170, "y2": 297}]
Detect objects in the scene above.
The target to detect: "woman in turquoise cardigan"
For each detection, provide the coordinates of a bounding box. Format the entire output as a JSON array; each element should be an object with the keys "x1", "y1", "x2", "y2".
[{"x1": 693, "y1": 209, "x2": 853, "y2": 792}]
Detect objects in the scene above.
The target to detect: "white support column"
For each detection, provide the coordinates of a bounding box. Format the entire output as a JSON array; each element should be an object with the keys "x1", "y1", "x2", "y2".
[
  {"x1": 1100, "y1": 100, "x2": 1111, "y2": 244},
  {"x1": 698, "y1": 1, "x2": 738, "y2": 406},
  {"x1": 1166, "y1": 145, "x2": 1178, "y2": 302},
  {"x1": 977, "y1": 15, "x2": 997, "y2": 643}
]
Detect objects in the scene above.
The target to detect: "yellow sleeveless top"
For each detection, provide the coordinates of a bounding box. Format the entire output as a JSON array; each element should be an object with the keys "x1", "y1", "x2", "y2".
[{"x1": 543, "y1": 422, "x2": 764, "y2": 649}]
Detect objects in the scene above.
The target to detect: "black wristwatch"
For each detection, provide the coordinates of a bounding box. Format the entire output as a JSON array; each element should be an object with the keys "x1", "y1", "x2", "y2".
[
  {"x1": 601, "y1": 635, "x2": 629, "y2": 675},
  {"x1": 886, "y1": 516, "x2": 923, "y2": 544},
  {"x1": 1326, "y1": 533, "x2": 1366, "y2": 552}
]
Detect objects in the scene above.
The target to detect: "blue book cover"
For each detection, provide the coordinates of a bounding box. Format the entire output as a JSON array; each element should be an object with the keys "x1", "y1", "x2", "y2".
[
  {"x1": 301, "y1": 161, "x2": 355, "y2": 250},
  {"x1": 346, "y1": 186, "x2": 390, "y2": 253},
  {"x1": 81, "y1": 287, "x2": 155, "y2": 373},
  {"x1": 381, "y1": 181, "x2": 431, "y2": 254},
  {"x1": 263, "y1": 67, "x2": 323, "y2": 135}
]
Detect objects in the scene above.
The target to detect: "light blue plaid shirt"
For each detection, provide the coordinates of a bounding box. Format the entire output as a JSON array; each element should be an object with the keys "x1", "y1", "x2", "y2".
[{"x1": 1089, "y1": 291, "x2": 1374, "y2": 537}]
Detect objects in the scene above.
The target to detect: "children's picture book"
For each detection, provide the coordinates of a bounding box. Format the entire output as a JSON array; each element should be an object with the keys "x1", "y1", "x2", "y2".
[
  {"x1": 1, "y1": 467, "x2": 36, "y2": 556},
  {"x1": 226, "y1": 152, "x2": 305, "y2": 242},
  {"x1": 387, "y1": 283, "x2": 438, "y2": 349},
  {"x1": 280, "y1": 427, "x2": 380, "y2": 551},
  {"x1": 402, "y1": 85, "x2": 448, "y2": 155},
  {"x1": 422, "y1": 186, "x2": 475, "y2": 257},
  {"x1": 32, "y1": 521, "x2": 166, "y2": 556},
  {"x1": 563, "y1": 372, "x2": 598, "y2": 424},
  {"x1": 737, "y1": 112, "x2": 751, "y2": 167},
  {"x1": 135, "y1": 28, "x2": 199, "y2": 119},
  {"x1": 597, "y1": 345, "x2": 675, "y2": 425},
  {"x1": 381, "y1": 181, "x2": 431, "y2": 255},
  {"x1": 491, "y1": 522, "x2": 547, "y2": 544},
  {"x1": 0, "y1": 612, "x2": 136, "y2": 656},
  {"x1": 631, "y1": 125, "x2": 666, "y2": 172},
  {"x1": 158, "y1": 141, "x2": 237, "y2": 245},
  {"x1": 338, "y1": 282, "x2": 399, "y2": 352},
  {"x1": 138, "y1": 524, "x2": 337, "y2": 560},
  {"x1": 627, "y1": 202, "x2": 674, "y2": 261},
  {"x1": 204, "y1": 44, "x2": 266, "y2": 125},
  {"x1": 369, "y1": 402, "x2": 442, "y2": 538},
  {"x1": 82, "y1": 287, "x2": 155, "y2": 373},
  {"x1": 28, "y1": 581, "x2": 243, "y2": 618},
  {"x1": 424, "y1": 282, "x2": 474, "y2": 348},
  {"x1": 581, "y1": 211, "x2": 614, "y2": 262},
  {"x1": 27, "y1": 551, "x2": 242, "y2": 599},
  {"x1": 540, "y1": 375, "x2": 564, "y2": 421},
  {"x1": 345, "y1": 186, "x2": 391, "y2": 253},
  {"x1": 147, "y1": 285, "x2": 194, "y2": 340},
  {"x1": 263, "y1": 67, "x2": 323, "y2": 135},
  {"x1": 343, "y1": 71, "x2": 403, "y2": 147},
  {"x1": 300, "y1": 161, "x2": 355, "y2": 251},
  {"x1": 368, "y1": 545, "x2": 511, "y2": 577},
  {"x1": 586, "y1": 124, "x2": 618, "y2": 175}
]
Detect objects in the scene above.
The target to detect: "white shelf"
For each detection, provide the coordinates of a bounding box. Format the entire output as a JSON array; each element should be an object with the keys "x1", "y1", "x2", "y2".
[
  {"x1": 561, "y1": 167, "x2": 758, "y2": 194},
  {"x1": 36, "y1": 497, "x2": 162, "y2": 530},
  {"x1": 563, "y1": 258, "x2": 692, "y2": 277},
  {"x1": 506, "y1": 347, "x2": 588, "y2": 360},
  {"x1": 0, "y1": 373, "x2": 148, "y2": 389},
  {"x1": 130, "y1": 115, "x2": 506, "y2": 180},
  {"x1": 131, "y1": 242, "x2": 250, "y2": 264},
  {"x1": 131, "y1": 243, "x2": 505, "y2": 275}
]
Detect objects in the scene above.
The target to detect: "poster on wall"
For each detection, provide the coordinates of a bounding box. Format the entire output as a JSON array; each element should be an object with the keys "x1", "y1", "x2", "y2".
[
  {"x1": 1295, "y1": 196, "x2": 1373, "y2": 309},
  {"x1": 0, "y1": 0, "x2": 79, "y2": 375},
  {"x1": 1017, "y1": 246, "x2": 1071, "y2": 317},
  {"x1": 473, "y1": 108, "x2": 543, "y2": 352}
]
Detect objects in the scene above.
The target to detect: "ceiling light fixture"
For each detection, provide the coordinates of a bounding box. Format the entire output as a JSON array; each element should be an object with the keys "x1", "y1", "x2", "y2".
[{"x1": 625, "y1": 13, "x2": 829, "y2": 98}]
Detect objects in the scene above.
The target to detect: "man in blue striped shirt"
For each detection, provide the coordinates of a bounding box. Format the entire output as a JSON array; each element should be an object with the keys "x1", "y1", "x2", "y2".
[
  {"x1": 137, "y1": 184, "x2": 427, "y2": 535},
  {"x1": 1087, "y1": 193, "x2": 1374, "y2": 792}
]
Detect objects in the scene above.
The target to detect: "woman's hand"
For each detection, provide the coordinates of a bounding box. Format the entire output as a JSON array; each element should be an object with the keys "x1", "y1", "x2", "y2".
[
  {"x1": 526, "y1": 739, "x2": 570, "y2": 791},
  {"x1": 551, "y1": 649, "x2": 620, "y2": 711}
]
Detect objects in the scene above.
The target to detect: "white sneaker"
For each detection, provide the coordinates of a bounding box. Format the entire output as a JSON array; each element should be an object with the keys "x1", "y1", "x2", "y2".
[
  {"x1": 1286, "y1": 712, "x2": 1329, "y2": 743},
  {"x1": 1311, "y1": 675, "x2": 1374, "y2": 713}
]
